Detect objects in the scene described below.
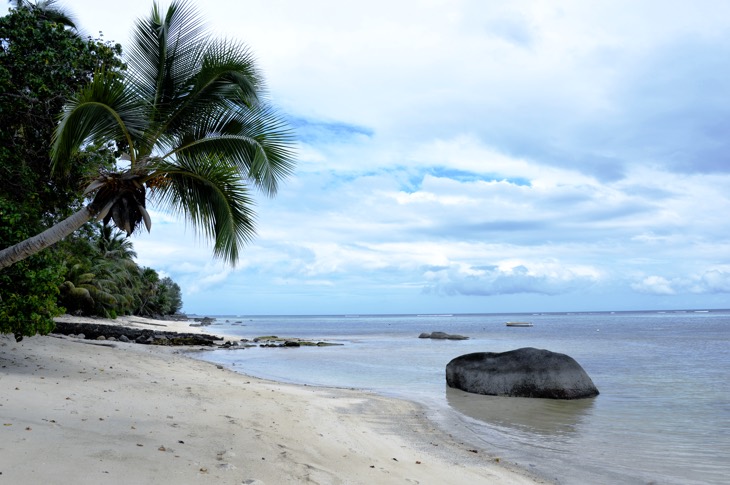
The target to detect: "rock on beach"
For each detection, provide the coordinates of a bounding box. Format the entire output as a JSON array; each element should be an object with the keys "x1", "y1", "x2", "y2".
[{"x1": 446, "y1": 347, "x2": 599, "y2": 399}]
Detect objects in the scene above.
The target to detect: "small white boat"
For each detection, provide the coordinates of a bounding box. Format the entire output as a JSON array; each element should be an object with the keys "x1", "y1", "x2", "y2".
[{"x1": 505, "y1": 321, "x2": 533, "y2": 327}]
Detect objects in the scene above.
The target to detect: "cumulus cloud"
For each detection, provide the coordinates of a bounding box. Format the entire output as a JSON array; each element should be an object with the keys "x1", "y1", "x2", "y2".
[
  {"x1": 697, "y1": 268, "x2": 730, "y2": 293},
  {"x1": 631, "y1": 276, "x2": 677, "y2": 295},
  {"x1": 632, "y1": 267, "x2": 730, "y2": 296},
  {"x1": 424, "y1": 261, "x2": 600, "y2": 296}
]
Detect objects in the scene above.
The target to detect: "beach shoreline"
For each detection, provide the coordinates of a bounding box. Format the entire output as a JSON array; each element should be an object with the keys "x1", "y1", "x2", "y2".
[{"x1": 0, "y1": 316, "x2": 545, "y2": 484}]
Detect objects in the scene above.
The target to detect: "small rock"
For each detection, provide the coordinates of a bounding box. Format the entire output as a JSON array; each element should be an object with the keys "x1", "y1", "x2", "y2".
[
  {"x1": 419, "y1": 331, "x2": 469, "y2": 340},
  {"x1": 118, "y1": 335, "x2": 130, "y2": 343}
]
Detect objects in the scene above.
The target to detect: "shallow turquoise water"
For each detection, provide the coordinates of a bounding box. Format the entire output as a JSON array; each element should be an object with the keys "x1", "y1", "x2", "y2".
[{"x1": 198, "y1": 310, "x2": 730, "y2": 484}]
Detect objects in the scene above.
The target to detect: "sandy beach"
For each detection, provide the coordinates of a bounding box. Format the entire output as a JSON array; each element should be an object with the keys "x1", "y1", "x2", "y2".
[{"x1": 0, "y1": 316, "x2": 544, "y2": 484}]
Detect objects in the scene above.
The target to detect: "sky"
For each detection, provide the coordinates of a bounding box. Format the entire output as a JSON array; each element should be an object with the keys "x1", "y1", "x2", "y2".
[{"x1": 8, "y1": 0, "x2": 730, "y2": 315}]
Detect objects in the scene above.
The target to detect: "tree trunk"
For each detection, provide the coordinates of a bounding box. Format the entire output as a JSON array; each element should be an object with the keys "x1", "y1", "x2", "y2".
[{"x1": 0, "y1": 205, "x2": 95, "y2": 269}]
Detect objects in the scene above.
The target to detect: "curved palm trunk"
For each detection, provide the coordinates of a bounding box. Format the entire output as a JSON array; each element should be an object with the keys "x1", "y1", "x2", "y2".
[{"x1": 0, "y1": 205, "x2": 95, "y2": 270}]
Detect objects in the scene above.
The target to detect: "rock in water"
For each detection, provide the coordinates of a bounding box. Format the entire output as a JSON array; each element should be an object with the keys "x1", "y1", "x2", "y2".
[
  {"x1": 419, "y1": 331, "x2": 469, "y2": 340},
  {"x1": 445, "y1": 347, "x2": 599, "y2": 399}
]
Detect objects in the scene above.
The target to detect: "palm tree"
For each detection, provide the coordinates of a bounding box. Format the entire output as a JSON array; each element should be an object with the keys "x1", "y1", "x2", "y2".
[
  {"x1": 0, "y1": 0, "x2": 295, "y2": 270},
  {"x1": 96, "y1": 224, "x2": 138, "y2": 261},
  {"x1": 93, "y1": 224, "x2": 141, "y2": 314},
  {"x1": 59, "y1": 225, "x2": 145, "y2": 317},
  {"x1": 12, "y1": 0, "x2": 78, "y2": 28},
  {"x1": 135, "y1": 266, "x2": 161, "y2": 316}
]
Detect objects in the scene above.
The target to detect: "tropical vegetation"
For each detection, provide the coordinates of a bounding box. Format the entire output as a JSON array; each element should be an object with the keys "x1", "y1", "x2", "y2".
[
  {"x1": 1, "y1": 0, "x2": 123, "y2": 338},
  {"x1": 0, "y1": 0, "x2": 295, "y2": 270},
  {"x1": 58, "y1": 224, "x2": 182, "y2": 319},
  {"x1": 0, "y1": 0, "x2": 295, "y2": 339}
]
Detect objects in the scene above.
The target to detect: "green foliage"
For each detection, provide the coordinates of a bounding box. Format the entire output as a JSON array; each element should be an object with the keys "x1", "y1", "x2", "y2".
[
  {"x1": 147, "y1": 276, "x2": 183, "y2": 316},
  {"x1": 0, "y1": 197, "x2": 64, "y2": 340},
  {"x1": 134, "y1": 267, "x2": 184, "y2": 317},
  {"x1": 50, "y1": 0, "x2": 296, "y2": 265},
  {"x1": 57, "y1": 224, "x2": 183, "y2": 318},
  {"x1": 0, "y1": 5, "x2": 124, "y2": 220},
  {"x1": 1, "y1": 1, "x2": 292, "y2": 335},
  {"x1": 0, "y1": 4, "x2": 123, "y2": 338},
  {"x1": 161, "y1": 277, "x2": 183, "y2": 315}
]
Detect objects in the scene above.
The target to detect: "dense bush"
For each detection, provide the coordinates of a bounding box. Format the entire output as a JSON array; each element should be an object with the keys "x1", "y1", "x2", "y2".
[{"x1": 0, "y1": 198, "x2": 64, "y2": 340}]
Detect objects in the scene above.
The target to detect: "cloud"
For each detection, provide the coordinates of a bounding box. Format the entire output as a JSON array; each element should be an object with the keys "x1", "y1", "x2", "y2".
[
  {"x1": 184, "y1": 266, "x2": 232, "y2": 294},
  {"x1": 632, "y1": 267, "x2": 730, "y2": 296},
  {"x1": 631, "y1": 276, "x2": 676, "y2": 295},
  {"x1": 424, "y1": 260, "x2": 600, "y2": 296},
  {"x1": 483, "y1": 12, "x2": 534, "y2": 48},
  {"x1": 47, "y1": 0, "x2": 730, "y2": 313},
  {"x1": 291, "y1": 117, "x2": 374, "y2": 144},
  {"x1": 697, "y1": 268, "x2": 730, "y2": 293}
]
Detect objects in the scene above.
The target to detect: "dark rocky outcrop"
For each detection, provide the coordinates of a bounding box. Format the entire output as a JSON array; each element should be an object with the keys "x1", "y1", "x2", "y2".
[
  {"x1": 446, "y1": 347, "x2": 599, "y2": 399},
  {"x1": 419, "y1": 331, "x2": 469, "y2": 340},
  {"x1": 190, "y1": 317, "x2": 216, "y2": 327},
  {"x1": 162, "y1": 313, "x2": 190, "y2": 321},
  {"x1": 54, "y1": 321, "x2": 343, "y2": 349},
  {"x1": 53, "y1": 321, "x2": 222, "y2": 346},
  {"x1": 251, "y1": 335, "x2": 343, "y2": 348}
]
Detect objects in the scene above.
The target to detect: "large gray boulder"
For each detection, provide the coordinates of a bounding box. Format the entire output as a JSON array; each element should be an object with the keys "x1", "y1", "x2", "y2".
[{"x1": 445, "y1": 347, "x2": 599, "y2": 399}]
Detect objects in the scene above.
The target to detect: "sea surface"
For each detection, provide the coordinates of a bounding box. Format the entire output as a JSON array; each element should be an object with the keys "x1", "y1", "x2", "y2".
[{"x1": 195, "y1": 310, "x2": 729, "y2": 484}]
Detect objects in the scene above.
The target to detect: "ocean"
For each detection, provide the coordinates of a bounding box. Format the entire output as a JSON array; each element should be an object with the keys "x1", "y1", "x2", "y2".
[{"x1": 195, "y1": 310, "x2": 729, "y2": 484}]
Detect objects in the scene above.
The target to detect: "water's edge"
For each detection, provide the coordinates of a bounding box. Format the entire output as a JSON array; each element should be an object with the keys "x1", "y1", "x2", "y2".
[{"x1": 192, "y1": 311, "x2": 730, "y2": 485}]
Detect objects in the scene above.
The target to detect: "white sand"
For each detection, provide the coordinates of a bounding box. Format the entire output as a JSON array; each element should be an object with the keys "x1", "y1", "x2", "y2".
[{"x1": 0, "y1": 318, "x2": 545, "y2": 485}]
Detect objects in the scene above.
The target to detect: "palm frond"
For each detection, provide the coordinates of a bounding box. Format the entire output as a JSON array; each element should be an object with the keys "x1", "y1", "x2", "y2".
[
  {"x1": 159, "y1": 39, "x2": 262, "y2": 136},
  {"x1": 148, "y1": 156, "x2": 256, "y2": 265},
  {"x1": 167, "y1": 103, "x2": 296, "y2": 195},
  {"x1": 98, "y1": 223, "x2": 139, "y2": 260},
  {"x1": 201, "y1": 39, "x2": 262, "y2": 102},
  {"x1": 15, "y1": 0, "x2": 78, "y2": 28},
  {"x1": 127, "y1": 0, "x2": 208, "y2": 143},
  {"x1": 51, "y1": 71, "x2": 147, "y2": 172}
]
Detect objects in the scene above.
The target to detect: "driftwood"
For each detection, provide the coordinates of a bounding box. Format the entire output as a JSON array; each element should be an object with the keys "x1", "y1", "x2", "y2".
[{"x1": 53, "y1": 320, "x2": 222, "y2": 346}]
